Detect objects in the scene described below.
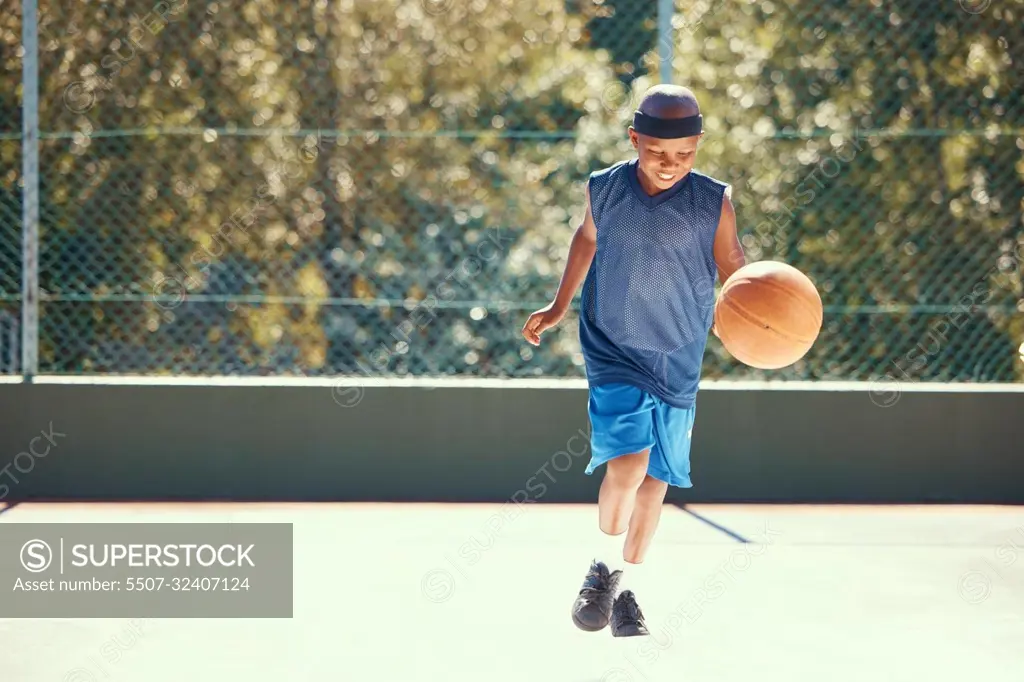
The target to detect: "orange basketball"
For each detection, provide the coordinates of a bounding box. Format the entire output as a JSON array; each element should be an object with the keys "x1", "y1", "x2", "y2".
[{"x1": 714, "y1": 261, "x2": 823, "y2": 370}]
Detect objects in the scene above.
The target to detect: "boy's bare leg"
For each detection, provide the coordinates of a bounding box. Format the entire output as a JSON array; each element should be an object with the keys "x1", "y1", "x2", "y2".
[
  {"x1": 594, "y1": 456, "x2": 658, "y2": 638},
  {"x1": 598, "y1": 450, "x2": 650, "y2": 536},
  {"x1": 623, "y1": 475, "x2": 670, "y2": 564},
  {"x1": 571, "y1": 450, "x2": 649, "y2": 633}
]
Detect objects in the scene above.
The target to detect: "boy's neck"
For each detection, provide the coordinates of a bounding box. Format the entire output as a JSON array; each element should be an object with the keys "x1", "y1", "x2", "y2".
[{"x1": 635, "y1": 170, "x2": 662, "y2": 197}]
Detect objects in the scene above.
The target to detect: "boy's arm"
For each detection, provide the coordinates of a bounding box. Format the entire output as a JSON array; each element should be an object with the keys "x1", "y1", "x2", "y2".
[
  {"x1": 710, "y1": 192, "x2": 745, "y2": 338},
  {"x1": 522, "y1": 184, "x2": 597, "y2": 346},
  {"x1": 551, "y1": 184, "x2": 598, "y2": 314},
  {"x1": 713, "y1": 192, "x2": 745, "y2": 284}
]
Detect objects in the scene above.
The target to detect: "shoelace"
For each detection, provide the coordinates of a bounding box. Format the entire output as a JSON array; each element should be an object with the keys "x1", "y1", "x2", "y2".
[
  {"x1": 581, "y1": 567, "x2": 609, "y2": 593},
  {"x1": 615, "y1": 596, "x2": 644, "y2": 624}
]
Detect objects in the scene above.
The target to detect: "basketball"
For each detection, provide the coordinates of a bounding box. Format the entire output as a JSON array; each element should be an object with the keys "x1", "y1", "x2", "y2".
[{"x1": 714, "y1": 261, "x2": 823, "y2": 370}]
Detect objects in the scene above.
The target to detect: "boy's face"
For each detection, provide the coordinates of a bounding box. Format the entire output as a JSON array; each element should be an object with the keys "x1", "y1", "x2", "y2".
[{"x1": 629, "y1": 129, "x2": 702, "y2": 191}]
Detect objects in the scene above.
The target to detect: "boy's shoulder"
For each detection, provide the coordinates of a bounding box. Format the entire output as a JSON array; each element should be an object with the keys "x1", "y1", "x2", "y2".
[
  {"x1": 688, "y1": 169, "x2": 733, "y2": 201},
  {"x1": 688, "y1": 169, "x2": 729, "y2": 190},
  {"x1": 586, "y1": 160, "x2": 632, "y2": 209},
  {"x1": 589, "y1": 159, "x2": 633, "y2": 182}
]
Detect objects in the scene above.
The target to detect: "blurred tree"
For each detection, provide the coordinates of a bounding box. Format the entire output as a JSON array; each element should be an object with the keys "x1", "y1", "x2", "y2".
[
  {"x1": 0, "y1": 0, "x2": 1019, "y2": 381},
  {"x1": 2, "y1": 0, "x2": 627, "y2": 375},
  {"x1": 745, "y1": 0, "x2": 1024, "y2": 381}
]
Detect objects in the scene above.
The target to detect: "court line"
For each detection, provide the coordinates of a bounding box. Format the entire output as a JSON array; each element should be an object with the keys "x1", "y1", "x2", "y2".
[
  {"x1": 0, "y1": 502, "x2": 18, "y2": 517},
  {"x1": 676, "y1": 504, "x2": 750, "y2": 543}
]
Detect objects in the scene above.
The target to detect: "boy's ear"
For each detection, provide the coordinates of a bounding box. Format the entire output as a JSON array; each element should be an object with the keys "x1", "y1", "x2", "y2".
[{"x1": 628, "y1": 128, "x2": 639, "y2": 149}]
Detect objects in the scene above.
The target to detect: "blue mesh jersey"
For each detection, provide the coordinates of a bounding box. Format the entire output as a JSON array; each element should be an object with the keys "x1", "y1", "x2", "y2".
[{"x1": 579, "y1": 158, "x2": 729, "y2": 409}]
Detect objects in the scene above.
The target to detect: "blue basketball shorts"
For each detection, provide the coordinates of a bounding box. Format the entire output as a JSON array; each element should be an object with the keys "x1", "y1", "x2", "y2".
[{"x1": 584, "y1": 382, "x2": 696, "y2": 489}]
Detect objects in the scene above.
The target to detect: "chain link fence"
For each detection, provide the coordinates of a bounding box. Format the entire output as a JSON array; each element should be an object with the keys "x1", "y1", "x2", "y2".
[{"x1": 0, "y1": 0, "x2": 1021, "y2": 381}]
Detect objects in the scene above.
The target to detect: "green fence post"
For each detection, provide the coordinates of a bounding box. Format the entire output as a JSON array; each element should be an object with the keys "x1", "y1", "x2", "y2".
[
  {"x1": 657, "y1": 0, "x2": 674, "y2": 84},
  {"x1": 21, "y1": 0, "x2": 40, "y2": 381}
]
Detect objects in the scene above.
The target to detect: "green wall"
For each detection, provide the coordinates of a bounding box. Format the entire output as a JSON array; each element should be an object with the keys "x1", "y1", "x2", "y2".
[{"x1": 0, "y1": 382, "x2": 1021, "y2": 504}]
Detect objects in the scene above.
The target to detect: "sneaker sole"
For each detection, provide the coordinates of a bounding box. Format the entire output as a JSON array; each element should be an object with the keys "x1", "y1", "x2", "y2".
[{"x1": 611, "y1": 628, "x2": 649, "y2": 638}]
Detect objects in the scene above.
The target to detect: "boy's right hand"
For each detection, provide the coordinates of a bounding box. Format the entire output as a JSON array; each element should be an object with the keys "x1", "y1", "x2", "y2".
[{"x1": 522, "y1": 303, "x2": 566, "y2": 346}]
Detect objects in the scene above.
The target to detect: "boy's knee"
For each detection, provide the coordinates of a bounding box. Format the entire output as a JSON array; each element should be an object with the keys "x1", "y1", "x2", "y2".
[{"x1": 606, "y1": 451, "x2": 649, "y2": 489}]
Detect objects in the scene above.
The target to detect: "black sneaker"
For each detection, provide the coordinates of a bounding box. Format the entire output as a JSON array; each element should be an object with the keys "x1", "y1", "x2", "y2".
[
  {"x1": 610, "y1": 590, "x2": 649, "y2": 637},
  {"x1": 571, "y1": 560, "x2": 622, "y2": 632}
]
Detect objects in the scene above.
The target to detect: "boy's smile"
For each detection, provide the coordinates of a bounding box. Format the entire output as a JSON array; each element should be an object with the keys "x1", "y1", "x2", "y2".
[{"x1": 628, "y1": 131, "x2": 702, "y2": 195}]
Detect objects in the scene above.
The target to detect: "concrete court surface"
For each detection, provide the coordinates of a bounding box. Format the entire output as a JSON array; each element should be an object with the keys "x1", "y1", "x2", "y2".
[{"x1": 1, "y1": 501, "x2": 1023, "y2": 682}]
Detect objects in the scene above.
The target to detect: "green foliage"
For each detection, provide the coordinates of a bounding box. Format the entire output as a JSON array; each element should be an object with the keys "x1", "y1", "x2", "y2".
[{"x1": 0, "y1": 0, "x2": 1020, "y2": 381}]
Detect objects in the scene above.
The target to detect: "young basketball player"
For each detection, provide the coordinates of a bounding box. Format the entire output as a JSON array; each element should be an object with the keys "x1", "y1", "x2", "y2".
[{"x1": 521, "y1": 84, "x2": 745, "y2": 637}]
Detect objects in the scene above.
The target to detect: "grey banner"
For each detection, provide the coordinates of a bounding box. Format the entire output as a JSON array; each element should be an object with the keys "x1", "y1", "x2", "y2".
[{"x1": 1, "y1": 523, "x2": 292, "y2": 618}]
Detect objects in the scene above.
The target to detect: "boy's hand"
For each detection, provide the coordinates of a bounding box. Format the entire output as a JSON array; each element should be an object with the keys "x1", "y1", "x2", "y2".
[{"x1": 522, "y1": 303, "x2": 567, "y2": 346}]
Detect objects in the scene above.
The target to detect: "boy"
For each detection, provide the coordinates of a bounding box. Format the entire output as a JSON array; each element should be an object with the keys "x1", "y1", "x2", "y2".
[{"x1": 521, "y1": 84, "x2": 744, "y2": 637}]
